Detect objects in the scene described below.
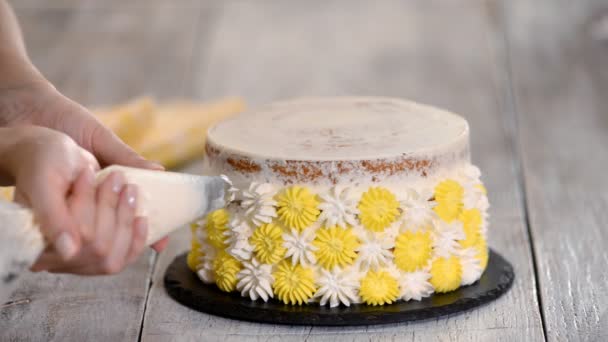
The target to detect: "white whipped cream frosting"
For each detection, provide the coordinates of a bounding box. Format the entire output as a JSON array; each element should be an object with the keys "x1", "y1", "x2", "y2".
[
  {"x1": 399, "y1": 269, "x2": 435, "y2": 301},
  {"x1": 236, "y1": 258, "x2": 274, "y2": 302},
  {"x1": 282, "y1": 227, "x2": 317, "y2": 267},
  {"x1": 317, "y1": 186, "x2": 359, "y2": 228},
  {"x1": 240, "y1": 182, "x2": 278, "y2": 226},
  {"x1": 354, "y1": 228, "x2": 395, "y2": 271},
  {"x1": 314, "y1": 267, "x2": 362, "y2": 307}
]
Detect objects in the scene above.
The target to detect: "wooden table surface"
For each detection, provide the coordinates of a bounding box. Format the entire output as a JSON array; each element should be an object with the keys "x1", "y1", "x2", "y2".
[{"x1": 2, "y1": 0, "x2": 607, "y2": 341}]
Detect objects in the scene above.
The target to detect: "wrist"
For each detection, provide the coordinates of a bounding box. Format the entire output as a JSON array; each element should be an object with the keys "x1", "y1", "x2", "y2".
[
  {"x1": 0, "y1": 45, "x2": 48, "y2": 89},
  {"x1": 0, "y1": 75, "x2": 57, "y2": 126}
]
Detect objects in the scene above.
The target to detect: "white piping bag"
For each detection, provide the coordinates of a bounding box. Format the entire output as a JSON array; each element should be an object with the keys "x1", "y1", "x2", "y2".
[{"x1": 0, "y1": 165, "x2": 226, "y2": 303}]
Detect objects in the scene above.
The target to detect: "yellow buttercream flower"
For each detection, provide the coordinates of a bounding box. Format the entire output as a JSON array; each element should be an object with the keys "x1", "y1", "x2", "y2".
[
  {"x1": 433, "y1": 180, "x2": 464, "y2": 222},
  {"x1": 474, "y1": 237, "x2": 489, "y2": 270},
  {"x1": 187, "y1": 242, "x2": 203, "y2": 271},
  {"x1": 206, "y1": 209, "x2": 230, "y2": 249},
  {"x1": 275, "y1": 186, "x2": 320, "y2": 231},
  {"x1": 313, "y1": 226, "x2": 360, "y2": 269},
  {"x1": 394, "y1": 230, "x2": 433, "y2": 272},
  {"x1": 430, "y1": 256, "x2": 463, "y2": 293},
  {"x1": 459, "y1": 208, "x2": 482, "y2": 248},
  {"x1": 213, "y1": 251, "x2": 242, "y2": 292},
  {"x1": 187, "y1": 221, "x2": 205, "y2": 271},
  {"x1": 358, "y1": 187, "x2": 400, "y2": 232},
  {"x1": 359, "y1": 270, "x2": 399, "y2": 306},
  {"x1": 250, "y1": 222, "x2": 287, "y2": 264},
  {"x1": 273, "y1": 260, "x2": 316, "y2": 305}
]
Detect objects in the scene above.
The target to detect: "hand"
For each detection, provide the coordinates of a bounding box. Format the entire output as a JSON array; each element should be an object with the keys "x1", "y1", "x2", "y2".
[
  {"x1": 0, "y1": 80, "x2": 168, "y2": 252},
  {"x1": 32, "y1": 170, "x2": 149, "y2": 275},
  {"x1": 6, "y1": 126, "x2": 148, "y2": 274}
]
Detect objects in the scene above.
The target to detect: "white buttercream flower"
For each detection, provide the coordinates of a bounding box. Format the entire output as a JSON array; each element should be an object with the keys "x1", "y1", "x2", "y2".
[
  {"x1": 196, "y1": 249, "x2": 217, "y2": 284},
  {"x1": 317, "y1": 186, "x2": 359, "y2": 228},
  {"x1": 354, "y1": 228, "x2": 394, "y2": 271},
  {"x1": 458, "y1": 248, "x2": 484, "y2": 286},
  {"x1": 224, "y1": 214, "x2": 255, "y2": 261},
  {"x1": 399, "y1": 188, "x2": 436, "y2": 229},
  {"x1": 226, "y1": 214, "x2": 254, "y2": 241},
  {"x1": 385, "y1": 262, "x2": 402, "y2": 280},
  {"x1": 457, "y1": 165, "x2": 490, "y2": 212},
  {"x1": 481, "y1": 213, "x2": 489, "y2": 237},
  {"x1": 194, "y1": 217, "x2": 209, "y2": 242},
  {"x1": 193, "y1": 225, "x2": 216, "y2": 254},
  {"x1": 314, "y1": 267, "x2": 361, "y2": 307},
  {"x1": 191, "y1": 221, "x2": 204, "y2": 244},
  {"x1": 433, "y1": 219, "x2": 465, "y2": 258},
  {"x1": 385, "y1": 221, "x2": 400, "y2": 241},
  {"x1": 460, "y1": 165, "x2": 482, "y2": 182},
  {"x1": 227, "y1": 240, "x2": 254, "y2": 261},
  {"x1": 399, "y1": 269, "x2": 434, "y2": 301},
  {"x1": 241, "y1": 182, "x2": 278, "y2": 226},
  {"x1": 463, "y1": 185, "x2": 489, "y2": 212},
  {"x1": 220, "y1": 174, "x2": 240, "y2": 203},
  {"x1": 236, "y1": 258, "x2": 274, "y2": 302},
  {"x1": 283, "y1": 227, "x2": 317, "y2": 266}
]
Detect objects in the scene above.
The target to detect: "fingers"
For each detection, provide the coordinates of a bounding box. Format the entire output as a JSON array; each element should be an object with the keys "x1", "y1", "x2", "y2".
[
  {"x1": 67, "y1": 166, "x2": 96, "y2": 241},
  {"x1": 33, "y1": 170, "x2": 151, "y2": 275},
  {"x1": 93, "y1": 171, "x2": 125, "y2": 259},
  {"x1": 125, "y1": 217, "x2": 148, "y2": 265},
  {"x1": 30, "y1": 174, "x2": 80, "y2": 260},
  {"x1": 90, "y1": 123, "x2": 163, "y2": 170},
  {"x1": 80, "y1": 149, "x2": 101, "y2": 172},
  {"x1": 102, "y1": 184, "x2": 138, "y2": 273},
  {"x1": 30, "y1": 247, "x2": 60, "y2": 272},
  {"x1": 43, "y1": 203, "x2": 146, "y2": 275}
]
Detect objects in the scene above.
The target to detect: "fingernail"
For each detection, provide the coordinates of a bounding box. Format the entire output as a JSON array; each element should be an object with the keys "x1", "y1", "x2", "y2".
[
  {"x1": 126, "y1": 185, "x2": 138, "y2": 208},
  {"x1": 112, "y1": 172, "x2": 125, "y2": 193},
  {"x1": 55, "y1": 233, "x2": 77, "y2": 259},
  {"x1": 149, "y1": 162, "x2": 165, "y2": 171},
  {"x1": 141, "y1": 158, "x2": 164, "y2": 171}
]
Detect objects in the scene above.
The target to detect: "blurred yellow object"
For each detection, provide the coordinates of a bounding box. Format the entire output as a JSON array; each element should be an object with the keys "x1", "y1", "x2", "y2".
[
  {"x1": 135, "y1": 98, "x2": 245, "y2": 168},
  {"x1": 94, "y1": 97, "x2": 244, "y2": 169},
  {"x1": 96, "y1": 97, "x2": 156, "y2": 146},
  {"x1": 0, "y1": 187, "x2": 14, "y2": 202}
]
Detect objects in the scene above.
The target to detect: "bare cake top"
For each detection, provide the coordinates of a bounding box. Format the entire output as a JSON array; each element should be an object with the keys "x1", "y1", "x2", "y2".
[
  {"x1": 204, "y1": 97, "x2": 470, "y2": 185},
  {"x1": 208, "y1": 97, "x2": 468, "y2": 161}
]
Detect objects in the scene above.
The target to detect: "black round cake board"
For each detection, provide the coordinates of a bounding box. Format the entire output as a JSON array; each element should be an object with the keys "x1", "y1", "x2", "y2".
[{"x1": 164, "y1": 249, "x2": 514, "y2": 326}]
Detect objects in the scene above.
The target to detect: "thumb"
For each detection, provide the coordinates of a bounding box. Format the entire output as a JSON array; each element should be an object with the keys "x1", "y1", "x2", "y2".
[{"x1": 90, "y1": 123, "x2": 164, "y2": 170}]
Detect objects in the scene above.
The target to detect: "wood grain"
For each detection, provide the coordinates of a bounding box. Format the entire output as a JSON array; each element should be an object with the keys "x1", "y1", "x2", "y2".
[
  {"x1": 9, "y1": 0, "x2": 201, "y2": 10},
  {"x1": 15, "y1": 3, "x2": 202, "y2": 106},
  {"x1": 142, "y1": 1, "x2": 544, "y2": 341},
  {"x1": 504, "y1": 0, "x2": 608, "y2": 340},
  {"x1": 0, "y1": 4, "x2": 202, "y2": 341}
]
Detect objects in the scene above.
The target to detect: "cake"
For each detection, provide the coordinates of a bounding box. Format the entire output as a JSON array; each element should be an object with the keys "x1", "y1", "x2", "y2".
[{"x1": 188, "y1": 97, "x2": 490, "y2": 307}]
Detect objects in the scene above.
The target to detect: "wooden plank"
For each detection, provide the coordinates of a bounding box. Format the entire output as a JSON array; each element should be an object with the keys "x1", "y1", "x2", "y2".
[
  {"x1": 9, "y1": 0, "x2": 200, "y2": 10},
  {"x1": 15, "y1": 4, "x2": 202, "y2": 106},
  {"x1": 504, "y1": 1, "x2": 608, "y2": 341},
  {"x1": 0, "y1": 4, "x2": 201, "y2": 341},
  {"x1": 142, "y1": 1, "x2": 545, "y2": 341}
]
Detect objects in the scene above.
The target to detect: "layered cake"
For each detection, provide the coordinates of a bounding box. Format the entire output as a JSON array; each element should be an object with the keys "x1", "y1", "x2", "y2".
[{"x1": 188, "y1": 97, "x2": 490, "y2": 307}]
